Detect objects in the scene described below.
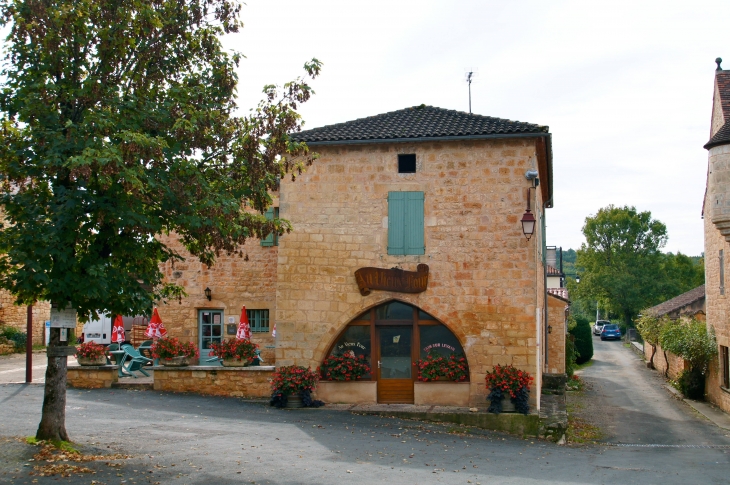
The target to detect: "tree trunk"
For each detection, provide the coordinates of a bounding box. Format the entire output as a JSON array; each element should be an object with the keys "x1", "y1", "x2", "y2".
[
  {"x1": 36, "y1": 328, "x2": 69, "y2": 442},
  {"x1": 663, "y1": 350, "x2": 669, "y2": 378}
]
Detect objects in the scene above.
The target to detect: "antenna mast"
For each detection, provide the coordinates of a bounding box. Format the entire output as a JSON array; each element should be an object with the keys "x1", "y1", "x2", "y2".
[{"x1": 465, "y1": 70, "x2": 474, "y2": 114}]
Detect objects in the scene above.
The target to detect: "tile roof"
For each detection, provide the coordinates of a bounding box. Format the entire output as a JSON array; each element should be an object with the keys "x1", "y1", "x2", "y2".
[
  {"x1": 547, "y1": 287, "x2": 569, "y2": 302},
  {"x1": 705, "y1": 71, "x2": 730, "y2": 149},
  {"x1": 546, "y1": 265, "x2": 563, "y2": 276},
  {"x1": 291, "y1": 105, "x2": 548, "y2": 144},
  {"x1": 646, "y1": 285, "x2": 705, "y2": 317}
]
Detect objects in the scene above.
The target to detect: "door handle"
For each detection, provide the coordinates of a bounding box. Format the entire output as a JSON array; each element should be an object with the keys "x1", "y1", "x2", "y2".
[{"x1": 378, "y1": 360, "x2": 381, "y2": 369}]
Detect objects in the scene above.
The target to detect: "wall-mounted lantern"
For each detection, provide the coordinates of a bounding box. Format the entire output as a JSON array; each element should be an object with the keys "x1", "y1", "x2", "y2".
[
  {"x1": 204, "y1": 287, "x2": 212, "y2": 301},
  {"x1": 521, "y1": 187, "x2": 536, "y2": 241}
]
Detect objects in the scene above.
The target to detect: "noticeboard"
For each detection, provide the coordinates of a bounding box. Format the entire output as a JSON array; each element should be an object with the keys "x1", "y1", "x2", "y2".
[{"x1": 50, "y1": 308, "x2": 77, "y2": 329}]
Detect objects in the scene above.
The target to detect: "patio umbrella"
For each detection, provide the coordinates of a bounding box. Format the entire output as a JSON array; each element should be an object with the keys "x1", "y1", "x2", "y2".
[
  {"x1": 236, "y1": 306, "x2": 251, "y2": 340},
  {"x1": 145, "y1": 307, "x2": 168, "y2": 339},
  {"x1": 111, "y1": 315, "x2": 126, "y2": 345}
]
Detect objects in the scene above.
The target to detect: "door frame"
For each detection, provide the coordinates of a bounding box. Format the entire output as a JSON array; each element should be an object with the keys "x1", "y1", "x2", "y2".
[
  {"x1": 375, "y1": 323, "x2": 418, "y2": 404},
  {"x1": 198, "y1": 309, "x2": 224, "y2": 366}
]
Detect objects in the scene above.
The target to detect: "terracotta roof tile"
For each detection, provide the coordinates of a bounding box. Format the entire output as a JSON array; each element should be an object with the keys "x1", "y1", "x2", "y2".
[{"x1": 646, "y1": 285, "x2": 705, "y2": 317}]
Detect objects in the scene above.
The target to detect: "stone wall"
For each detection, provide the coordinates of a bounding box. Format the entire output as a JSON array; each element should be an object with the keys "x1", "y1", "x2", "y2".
[
  {"x1": 67, "y1": 365, "x2": 119, "y2": 388},
  {"x1": 153, "y1": 366, "x2": 274, "y2": 397},
  {"x1": 155, "y1": 199, "x2": 279, "y2": 361},
  {"x1": 0, "y1": 292, "x2": 50, "y2": 345},
  {"x1": 704, "y1": 187, "x2": 730, "y2": 413},
  {"x1": 547, "y1": 295, "x2": 567, "y2": 375},
  {"x1": 276, "y1": 138, "x2": 547, "y2": 407},
  {"x1": 643, "y1": 342, "x2": 688, "y2": 380}
]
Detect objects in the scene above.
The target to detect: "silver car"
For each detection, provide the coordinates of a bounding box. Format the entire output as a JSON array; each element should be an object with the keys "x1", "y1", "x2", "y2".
[{"x1": 593, "y1": 320, "x2": 611, "y2": 336}]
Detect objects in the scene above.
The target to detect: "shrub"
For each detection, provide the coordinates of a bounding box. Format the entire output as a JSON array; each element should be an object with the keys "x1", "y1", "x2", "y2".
[
  {"x1": 659, "y1": 317, "x2": 716, "y2": 399},
  {"x1": 570, "y1": 316, "x2": 593, "y2": 365},
  {"x1": 636, "y1": 313, "x2": 664, "y2": 369},
  {"x1": 678, "y1": 368, "x2": 705, "y2": 399},
  {"x1": 319, "y1": 353, "x2": 371, "y2": 381},
  {"x1": 151, "y1": 338, "x2": 199, "y2": 360},
  {"x1": 76, "y1": 341, "x2": 106, "y2": 360},
  {"x1": 414, "y1": 352, "x2": 469, "y2": 382},
  {"x1": 565, "y1": 334, "x2": 578, "y2": 377},
  {"x1": 0, "y1": 326, "x2": 26, "y2": 350},
  {"x1": 270, "y1": 365, "x2": 318, "y2": 396},
  {"x1": 208, "y1": 338, "x2": 258, "y2": 363}
]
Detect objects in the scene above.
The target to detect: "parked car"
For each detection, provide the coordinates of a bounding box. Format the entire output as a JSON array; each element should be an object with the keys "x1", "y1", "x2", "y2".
[
  {"x1": 600, "y1": 324, "x2": 622, "y2": 341},
  {"x1": 593, "y1": 320, "x2": 610, "y2": 336}
]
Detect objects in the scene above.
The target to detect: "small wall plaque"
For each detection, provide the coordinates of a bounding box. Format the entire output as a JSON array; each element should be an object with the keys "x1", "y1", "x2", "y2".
[{"x1": 226, "y1": 324, "x2": 237, "y2": 335}]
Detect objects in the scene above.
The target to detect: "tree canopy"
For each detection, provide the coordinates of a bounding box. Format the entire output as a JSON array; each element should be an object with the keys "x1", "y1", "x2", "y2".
[
  {"x1": 0, "y1": 0, "x2": 321, "y2": 321},
  {"x1": 573, "y1": 205, "x2": 668, "y2": 326}
]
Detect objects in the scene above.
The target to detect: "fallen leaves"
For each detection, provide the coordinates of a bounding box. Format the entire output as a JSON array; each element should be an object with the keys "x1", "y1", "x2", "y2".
[{"x1": 26, "y1": 440, "x2": 131, "y2": 478}]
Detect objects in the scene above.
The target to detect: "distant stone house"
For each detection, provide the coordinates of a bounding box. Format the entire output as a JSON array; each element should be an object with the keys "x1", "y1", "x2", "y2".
[
  {"x1": 646, "y1": 285, "x2": 706, "y2": 321},
  {"x1": 158, "y1": 105, "x2": 562, "y2": 409}
]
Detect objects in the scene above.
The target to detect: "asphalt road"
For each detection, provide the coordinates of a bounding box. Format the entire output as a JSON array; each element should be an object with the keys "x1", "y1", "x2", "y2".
[
  {"x1": 578, "y1": 336, "x2": 730, "y2": 446},
  {"x1": 0, "y1": 343, "x2": 729, "y2": 484}
]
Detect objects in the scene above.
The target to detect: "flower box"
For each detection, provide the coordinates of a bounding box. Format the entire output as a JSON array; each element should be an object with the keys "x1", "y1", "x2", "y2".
[
  {"x1": 221, "y1": 358, "x2": 249, "y2": 367},
  {"x1": 77, "y1": 355, "x2": 107, "y2": 366},
  {"x1": 315, "y1": 381, "x2": 377, "y2": 404},
  {"x1": 160, "y1": 356, "x2": 192, "y2": 367}
]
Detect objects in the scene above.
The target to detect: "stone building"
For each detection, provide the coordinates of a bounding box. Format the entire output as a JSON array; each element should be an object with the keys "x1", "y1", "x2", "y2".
[
  {"x1": 158, "y1": 106, "x2": 561, "y2": 409},
  {"x1": 703, "y1": 59, "x2": 730, "y2": 414}
]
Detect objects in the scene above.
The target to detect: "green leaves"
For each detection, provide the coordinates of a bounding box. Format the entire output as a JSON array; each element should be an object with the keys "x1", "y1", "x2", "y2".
[
  {"x1": 659, "y1": 317, "x2": 717, "y2": 374},
  {"x1": 0, "y1": 0, "x2": 320, "y2": 320}
]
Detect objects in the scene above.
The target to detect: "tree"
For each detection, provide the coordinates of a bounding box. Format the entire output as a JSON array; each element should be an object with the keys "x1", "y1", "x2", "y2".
[
  {"x1": 658, "y1": 252, "x2": 705, "y2": 301},
  {"x1": 659, "y1": 317, "x2": 716, "y2": 399},
  {"x1": 574, "y1": 205, "x2": 668, "y2": 327},
  {"x1": 0, "y1": 0, "x2": 320, "y2": 441},
  {"x1": 569, "y1": 315, "x2": 593, "y2": 365}
]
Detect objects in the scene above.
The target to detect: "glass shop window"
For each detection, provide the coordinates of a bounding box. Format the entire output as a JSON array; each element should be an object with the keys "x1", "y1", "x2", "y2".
[
  {"x1": 328, "y1": 325, "x2": 371, "y2": 379},
  {"x1": 420, "y1": 324, "x2": 465, "y2": 359}
]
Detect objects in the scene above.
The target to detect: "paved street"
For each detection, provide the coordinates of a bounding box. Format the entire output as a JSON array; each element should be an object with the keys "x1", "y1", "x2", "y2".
[
  {"x1": 0, "y1": 352, "x2": 52, "y2": 384},
  {"x1": 0, "y1": 343, "x2": 729, "y2": 484},
  {"x1": 573, "y1": 337, "x2": 730, "y2": 446}
]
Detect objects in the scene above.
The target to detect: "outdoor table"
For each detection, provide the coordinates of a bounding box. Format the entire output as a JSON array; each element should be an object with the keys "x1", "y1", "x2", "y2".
[{"x1": 108, "y1": 350, "x2": 133, "y2": 378}]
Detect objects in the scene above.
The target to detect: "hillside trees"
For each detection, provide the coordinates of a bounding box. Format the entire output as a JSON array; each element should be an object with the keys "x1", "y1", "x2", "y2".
[{"x1": 0, "y1": 0, "x2": 321, "y2": 441}]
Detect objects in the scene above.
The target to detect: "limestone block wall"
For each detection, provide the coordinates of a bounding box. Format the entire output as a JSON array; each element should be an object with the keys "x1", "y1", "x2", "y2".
[
  {"x1": 0, "y1": 292, "x2": 50, "y2": 345},
  {"x1": 153, "y1": 366, "x2": 274, "y2": 397},
  {"x1": 67, "y1": 365, "x2": 118, "y2": 389},
  {"x1": 704, "y1": 193, "x2": 730, "y2": 413},
  {"x1": 276, "y1": 138, "x2": 546, "y2": 407},
  {"x1": 547, "y1": 295, "x2": 567, "y2": 375},
  {"x1": 643, "y1": 342, "x2": 688, "y2": 380},
  {"x1": 155, "y1": 209, "x2": 278, "y2": 361}
]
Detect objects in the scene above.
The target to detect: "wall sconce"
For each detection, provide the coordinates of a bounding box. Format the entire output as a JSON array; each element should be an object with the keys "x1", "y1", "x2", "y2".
[
  {"x1": 576, "y1": 276, "x2": 581, "y2": 284},
  {"x1": 204, "y1": 287, "x2": 212, "y2": 301},
  {"x1": 521, "y1": 187, "x2": 536, "y2": 240},
  {"x1": 548, "y1": 325, "x2": 553, "y2": 334}
]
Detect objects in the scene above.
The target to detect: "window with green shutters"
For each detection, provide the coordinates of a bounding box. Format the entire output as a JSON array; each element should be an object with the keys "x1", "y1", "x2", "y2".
[
  {"x1": 261, "y1": 207, "x2": 279, "y2": 247},
  {"x1": 247, "y1": 309, "x2": 270, "y2": 333},
  {"x1": 388, "y1": 191, "x2": 425, "y2": 255}
]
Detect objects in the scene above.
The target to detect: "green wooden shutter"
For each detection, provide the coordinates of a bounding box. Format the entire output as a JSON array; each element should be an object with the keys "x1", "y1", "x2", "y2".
[
  {"x1": 388, "y1": 192, "x2": 406, "y2": 255},
  {"x1": 261, "y1": 207, "x2": 275, "y2": 247},
  {"x1": 404, "y1": 191, "x2": 425, "y2": 255}
]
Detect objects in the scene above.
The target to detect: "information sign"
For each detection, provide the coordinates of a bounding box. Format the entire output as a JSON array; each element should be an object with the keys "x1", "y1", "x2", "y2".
[{"x1": 50, "y1": 308, "x2": 77, "y2": 329}]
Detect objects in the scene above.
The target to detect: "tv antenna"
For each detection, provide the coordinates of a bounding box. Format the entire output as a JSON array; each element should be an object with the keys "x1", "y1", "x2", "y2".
[{"x1": 465, "y1": 70, "x2": 477, "y2": 114}]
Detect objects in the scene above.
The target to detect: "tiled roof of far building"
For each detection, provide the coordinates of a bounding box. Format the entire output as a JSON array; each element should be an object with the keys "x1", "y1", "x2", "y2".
[
  {"x1": 704, "y1": 65, "x2": 730, "y2": 149},
  {"x1": 547, "y1": 265, "x2": 563, "y2": 276},
  {"x1": 291, "y1": 105, "x2": 549, "y2": 144},
  {"x1": 646, "y1": 285, "x2": 705, "y2": 317},
  {"x1": 547, "y1": 287, "x2": 569, "y2": 302}
]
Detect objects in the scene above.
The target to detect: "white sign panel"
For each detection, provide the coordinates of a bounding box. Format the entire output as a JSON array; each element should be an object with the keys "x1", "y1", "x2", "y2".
[{"x1": 50, "y1": 308, "x2": 77, "y2": 329}]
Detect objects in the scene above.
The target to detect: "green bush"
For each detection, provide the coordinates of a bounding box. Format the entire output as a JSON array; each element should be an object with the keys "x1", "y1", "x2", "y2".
[
  {"x1": 0, "y1": 326, "x2": 26, "y2": 350},
  {"x1": 565, "y1": 335, "x2": 578, "y2": 377},
  {"x1": 569, "y1": 316, "x2": 593, "y2": 365},
  {"x1": 678, "y1": 368, "x2": 705, "y2": 399}
]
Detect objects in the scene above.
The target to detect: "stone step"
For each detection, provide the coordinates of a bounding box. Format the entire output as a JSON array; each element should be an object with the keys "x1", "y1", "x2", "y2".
[{"x1": 112, "y1": 381, "x2": 154, "y2": 390}]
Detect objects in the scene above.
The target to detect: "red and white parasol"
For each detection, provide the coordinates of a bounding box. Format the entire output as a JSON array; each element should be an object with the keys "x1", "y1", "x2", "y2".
[
  {"x1": 111, "y1": 315, "x2": 126, "y2": 344},
  {"x1": 236, "y1": 306, "x2": 251, "y2": 340},
  {"x1": 145, "y1": 308, "x2": 168, "y2": 339}
]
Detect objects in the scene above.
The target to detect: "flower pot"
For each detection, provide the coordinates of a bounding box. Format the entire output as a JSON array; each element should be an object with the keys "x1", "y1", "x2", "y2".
[
  {"x1": 161, "y1": 356, "x2": 191, "y2": 367},
  {"x1": 286, "y1": 394, "x2": 304, "y2": 408},
  {"x1": 488, "y1": 397, "x2": 517, "y2": 413},
  {"x1": 77, "y1": 355, "x2": 107, "y2": 366},
  {"x1": 221, "y1": 358, "x2": 249, "y2": 367}
]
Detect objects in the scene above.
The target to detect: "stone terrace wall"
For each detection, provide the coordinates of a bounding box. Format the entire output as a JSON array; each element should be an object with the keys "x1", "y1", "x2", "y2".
[
  {"x1": 644, "y1": 342, "x2": 687, "y2": 380},
  {"x1": 276, "y1": 138, "x2": 546, "y2": 407},
  {"x1": 67, "y1": 365, "x2": 118, "y2": 389},
  {"x1": 0, "y1": 293, "x2": 50, "y2": 345},
  {"x1": 153, "y1": 366, "x2": 274, "y2": 398}
]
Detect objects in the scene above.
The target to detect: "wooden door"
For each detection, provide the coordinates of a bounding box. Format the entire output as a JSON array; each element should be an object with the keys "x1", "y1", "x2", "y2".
[{"x1": 376, "y1": 326, "x2": 414, "y2": 403}]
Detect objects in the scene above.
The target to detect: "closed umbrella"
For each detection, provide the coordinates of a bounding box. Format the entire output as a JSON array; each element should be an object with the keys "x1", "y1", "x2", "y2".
[
  {"x1": 236, "y1": 306, "x2": 251, "y2": 340},
  {"x1": 111, "y1": 315, "x2": 126, "y2": 345},
  {"x1": 145, "y1": 308, "x2": 168, "y2": 340}
]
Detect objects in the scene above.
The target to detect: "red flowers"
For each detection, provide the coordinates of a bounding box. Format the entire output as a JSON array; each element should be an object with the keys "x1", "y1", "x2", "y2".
[
  {"x1": 271, "y1": 365, "x2": 319, "y2": 395},
  {"x1": 208, "y1": 338, "x2": 258, "y2": 363},
  {"x1": 76, "y1": 341, "x2": 106, "y2": 360},
  {"x1": 318, "y1": 354, "x2": 371, "y2": 381},
  {"x1": 151, "y1": 338, "x2": 199, "y2": 360},
  {"x1": 484, "y1": 364, "x2": 533, "y2": 399},
  {"x1": 414, "y1": 353, "x2": 469, "y2": 382}
]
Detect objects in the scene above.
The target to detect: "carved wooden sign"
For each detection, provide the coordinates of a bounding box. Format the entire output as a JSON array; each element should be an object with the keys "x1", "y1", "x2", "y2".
[{"x1": 354, "y1": 264, "x2": 429, "y2": 296}]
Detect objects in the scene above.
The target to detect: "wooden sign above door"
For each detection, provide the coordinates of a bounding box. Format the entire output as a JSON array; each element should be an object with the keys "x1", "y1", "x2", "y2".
[{"x1": 354, "y1": 264, "x2": 429, "y2": 296}]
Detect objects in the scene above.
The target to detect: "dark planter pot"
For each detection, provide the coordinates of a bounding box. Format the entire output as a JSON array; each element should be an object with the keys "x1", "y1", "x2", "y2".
[
  {"x1": 161, "y1": 356, "x2": 191, "y2": 367},
  {"x1": 77, "y1": 355, "x2": 107, "y2": 366},
  {"x1": 286, "y1": 394, "x2": 304, "y2": 408}
]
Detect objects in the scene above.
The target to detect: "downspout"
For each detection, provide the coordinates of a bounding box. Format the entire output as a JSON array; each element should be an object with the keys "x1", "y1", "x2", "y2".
[{"x1": 543, "y1": 197, "x2": 552, "y2": 373}]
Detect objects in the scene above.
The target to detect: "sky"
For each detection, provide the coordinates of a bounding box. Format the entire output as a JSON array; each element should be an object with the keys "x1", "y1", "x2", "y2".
[{"x1": 222, "y1": 0, "x2": 730, "y2": 256}]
